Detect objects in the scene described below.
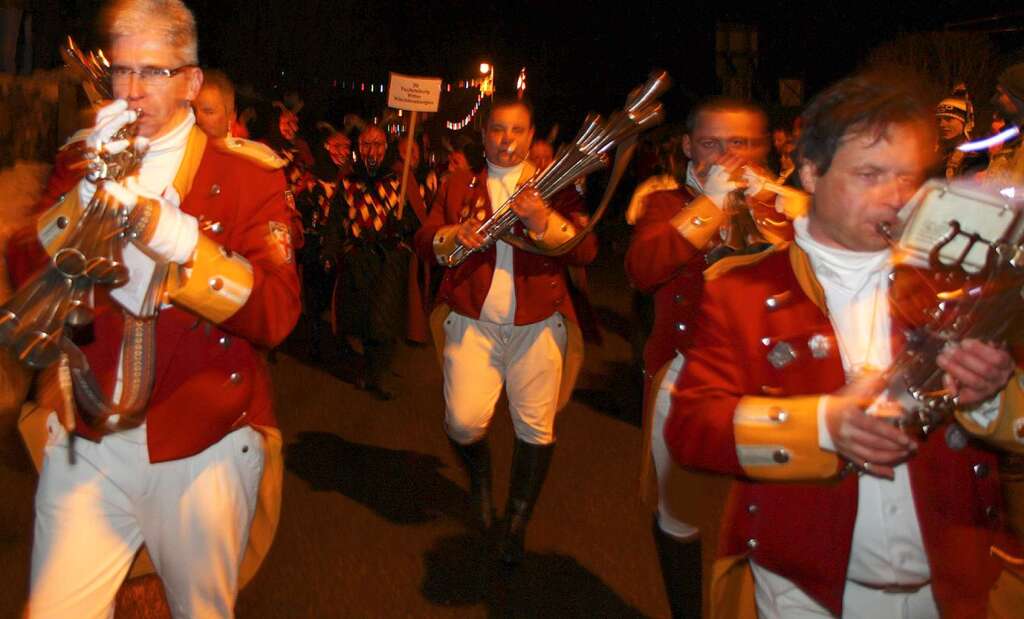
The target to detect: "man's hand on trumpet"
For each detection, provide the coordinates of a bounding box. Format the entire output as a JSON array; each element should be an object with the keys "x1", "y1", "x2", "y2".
[
  {"x1": 99, "y1": 178, "x2": 200, "y2": 264},
  {"x1": 694, "y1": 154, "x2": 744, "y2": 208},
  {"x1": 510, "y1": 188, "x2": 551, "y2": 236},
  {"x1": 78, "y1": 100, "x2": 148, "y2": 205},
  {"x1": 85, "y1": 100, "x2": 142, "y2": 157},
  {"x1": 824, "y1": 372, "x2": 917, "y2": 480},
  {"x1": 740, "y1": 163, "x2": 780, "y2": 202},
  {"x1": 937, "y1": 338, "x2": 1015, "y2": 407}
]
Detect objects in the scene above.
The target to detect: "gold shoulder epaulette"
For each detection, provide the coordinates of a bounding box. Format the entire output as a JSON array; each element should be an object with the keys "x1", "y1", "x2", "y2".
[
  {"x1": 215, "y1": 137, "x2": 287, "y2": 170},
  {"x1": 704, "y1": 242, "x2": 789, "y2": 281}
]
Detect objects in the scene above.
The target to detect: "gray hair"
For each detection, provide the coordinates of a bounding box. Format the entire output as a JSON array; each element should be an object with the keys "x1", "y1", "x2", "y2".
[{"x1": 102, "y1": 0, "x2": 198, "y2": 65}]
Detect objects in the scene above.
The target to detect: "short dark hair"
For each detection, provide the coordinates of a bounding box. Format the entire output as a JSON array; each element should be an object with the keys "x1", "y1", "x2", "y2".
[
  {"x1": 685, "y1": 97, "x2": 766, "y2": 135},
  {"x1": 200, "y1": 68, "x2": 235, "y2": 113},
  {"x1": 797, "y1": 71, "x2": 933, "y2": 175},
  {"x1": 484, "y1": 95, "x2": 534, "y2": 127}
]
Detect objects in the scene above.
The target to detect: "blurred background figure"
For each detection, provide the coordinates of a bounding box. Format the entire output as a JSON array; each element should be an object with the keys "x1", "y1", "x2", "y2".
[
  {"x1": 528, "y1": 138, "x2": 554, "y2": 170},
  {"x1": 193, "y1": 68, "x2": 235, "y2": 139},
  {"x1": 934, "y1": 88, "x2": 986, "y2": 179}
]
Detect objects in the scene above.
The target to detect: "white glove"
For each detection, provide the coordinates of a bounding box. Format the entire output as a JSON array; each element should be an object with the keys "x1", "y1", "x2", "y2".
[
  {"x1": 701, "y1": 164, "x2": 739, "y2": 208},
  {"x1": 78, "y1": 100, "x2": 148, "y2": 206},
  {"x1": 103, "y1": 179, "x2": 199, "y2": 264},
  {"x1": 85, "y1": 99, "x2": 139, "y2": 156},
  {"x1": 742, "y1": 166, "x2": 770, "y2": 198}
]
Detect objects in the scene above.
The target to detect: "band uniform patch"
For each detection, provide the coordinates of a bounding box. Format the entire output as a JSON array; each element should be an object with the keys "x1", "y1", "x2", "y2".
[{"x1": 268, "y1": 221, "x2": 293, "y2": 264}]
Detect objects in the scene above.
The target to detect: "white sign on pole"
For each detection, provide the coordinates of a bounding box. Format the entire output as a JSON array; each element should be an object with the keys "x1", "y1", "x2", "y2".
[{"x1": 387, "y1": 72, "x2": 442, "y2": 112}]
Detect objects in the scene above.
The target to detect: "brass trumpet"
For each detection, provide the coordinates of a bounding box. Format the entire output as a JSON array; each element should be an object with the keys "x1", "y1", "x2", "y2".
[
  {"x1": 0, "y1": 37, "x2": 156, "y2": 431},
  {"x1": 0, "y1": 37, "x2": 143, "y2": 369},
  {"x1": 878, "y1": 180, "x2": 1024, "y2": 433},
  {"x1": 443, "y1": 70, "x2": 671, "y2": 267}
]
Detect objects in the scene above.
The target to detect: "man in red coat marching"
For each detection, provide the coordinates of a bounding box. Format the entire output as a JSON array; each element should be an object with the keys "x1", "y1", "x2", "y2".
[
  {"x1": 415, "y1": 96, "x2": 597, "y2": 564},
  {"x1": 626, "y1": 98, "x2": 795, "y2": 618},
  {"x1": 666, "y1": 72, "x2": 1022, "y2": 617},
  {"x1": 7, "y1": 1, "x2": 299, "y2": 616}
]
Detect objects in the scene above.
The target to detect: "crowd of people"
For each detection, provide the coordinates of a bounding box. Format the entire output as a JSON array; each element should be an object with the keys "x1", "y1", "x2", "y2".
[{"x1": 4, "y1": 0, "x2": 1024, "y2": 617}]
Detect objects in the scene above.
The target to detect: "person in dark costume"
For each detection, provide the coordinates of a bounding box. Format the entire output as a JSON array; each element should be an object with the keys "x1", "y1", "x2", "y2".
[
  {"x1": 322, "y1": 124, "x2": 422, "y2": 399},
  {"x1": 296, "y1": 124, "x2": 350, "y2": 360}
]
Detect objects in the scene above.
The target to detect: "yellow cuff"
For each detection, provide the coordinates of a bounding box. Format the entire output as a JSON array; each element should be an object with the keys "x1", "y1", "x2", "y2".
[
  {"x1": 432, "y1": 224, "x2": 461, "y2": 264},
  {"x1": 37, "y1": 191, "x2": 81, "y2": 256},
  {"x1": 734, "y1": 395, "x2": 839, "y2": 480},
  {"x1": 166, "y1": 234, "x2": 253, "y2": 323},
  {"x1": 527, "y1": 210, "x2": 576, "y2": 250},
  {"x1": 955, "y1": 370, "x2": 1024, "y2": 454},
  {"x1": 668, "y1": 195, "x2": 727, "y2": 249}
]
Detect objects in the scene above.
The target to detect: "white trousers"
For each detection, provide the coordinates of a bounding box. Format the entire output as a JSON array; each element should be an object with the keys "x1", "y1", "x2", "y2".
[
  {"x1": 651, "y1": 352, "x2": 700, "y2": 539},
  {"x1": 443, "y1": 312, "x2": 567, "y2": 446},
  {"x1": 751, "y1": 560, "x2": 939, "y2": 618},
  {"x1": 28, "y1": 414, "x2": 265, "y2": 619}
]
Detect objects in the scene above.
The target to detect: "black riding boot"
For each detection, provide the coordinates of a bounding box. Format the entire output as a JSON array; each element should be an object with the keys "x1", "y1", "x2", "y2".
[
  {"x1": 651, "y1": 517, "x2": 702, "y2": 619},
  {"x1": 449, "y1": 437, "x2": 495, "y2": 532},
  {"x1": 499, "y1": 439, "x2": 555, "y2": 565}
]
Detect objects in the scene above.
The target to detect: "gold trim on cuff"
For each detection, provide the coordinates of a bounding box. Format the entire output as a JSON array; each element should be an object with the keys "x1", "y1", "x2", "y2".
[
  {"x1": 733, "y1": 395, "x2": 838, "y2": 480},
  {"x1": 528, "y1": 210, "x2": 576, "y2": 250},
  {"x1": 37, "y1": 191, "x2": 81, "y2": 256},
  {"x1": 956, "y1": 370, "x2": 1024, "y2": 454},
  {"x1": 166, "y1": 234, "x2": 253, "y2": 323},
  {"x1": 432, "y1": 224, "x2": 461, "y2": 264},
  {"x1": 668, "y1": 195, "x2": 727, "y2": 249}
]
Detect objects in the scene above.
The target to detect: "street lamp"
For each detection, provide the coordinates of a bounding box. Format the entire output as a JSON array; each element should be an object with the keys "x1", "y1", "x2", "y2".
[{"x1": 479, "y1": 61, "x2": 494, "y2": 97}]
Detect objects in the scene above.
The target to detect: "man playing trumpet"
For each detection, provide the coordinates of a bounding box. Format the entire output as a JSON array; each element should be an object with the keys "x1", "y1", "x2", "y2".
[
  {"x1": 7, "y1": 1, "x2": 299, "y2": 616},
  {"x1": 666, "y1": 72, "x2": 1021, "y2": 617},
  {"x1": 415, "y1": 96, "x2": 597, "y2": 564},
  {"x1": 625, "y1": 98, "x2": 793, "y2": 618}
]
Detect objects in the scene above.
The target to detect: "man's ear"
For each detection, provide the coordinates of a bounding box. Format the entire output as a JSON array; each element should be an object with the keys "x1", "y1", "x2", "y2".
[
  {"x1": 186, "y1": 67, "x2": 204, "y2": 103},
  {"x1": 682, "y1": 134, "x2": 693, "y2": 160},
  {"x1": 798, "y1": 160, "x2": 819, "y2": 194}
]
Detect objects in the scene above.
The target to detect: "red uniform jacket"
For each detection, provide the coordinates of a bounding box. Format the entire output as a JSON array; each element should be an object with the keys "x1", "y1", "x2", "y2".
[
  {"x1": 7, "y1": 130, "x2": 300, "y2": 462},
  {"x1": 665, "y1": 244, "x2": 1015, "y2": 616},
  {"x1": 626, "y1": 186, "x2": 704, "y2": 378},
  {"x1": 626, "y1": 187, "x2": 792, "y2": 385},
  {"x1": 414, "y1": 167, "x2": 597, "y2": 325}
]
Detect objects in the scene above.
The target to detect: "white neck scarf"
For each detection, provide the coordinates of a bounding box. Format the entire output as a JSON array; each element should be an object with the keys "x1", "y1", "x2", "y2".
[{"x1": 136, "y1": 110, "x2": 196, "y2": 201}]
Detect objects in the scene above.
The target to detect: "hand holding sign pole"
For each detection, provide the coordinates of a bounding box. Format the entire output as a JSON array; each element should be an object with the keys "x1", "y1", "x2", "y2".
[{"x1": 387, "y1": 72, "x2": 442, "y2": 220}]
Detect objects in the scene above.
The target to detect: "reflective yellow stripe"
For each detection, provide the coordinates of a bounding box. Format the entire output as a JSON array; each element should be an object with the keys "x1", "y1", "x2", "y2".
[
  {"x1": 167, "y1": 234, "x2": 253, "y2": 323},
  {"x1": 668, "y1": 195, "x2": 727, "y2": 249},
  {"x1": 733, "y1": 395, "x2": 838, "y2": 480}
]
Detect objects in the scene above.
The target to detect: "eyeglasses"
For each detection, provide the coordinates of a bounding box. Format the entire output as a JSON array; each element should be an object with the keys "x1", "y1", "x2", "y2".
[{"x1": 109, "y1": 64, "x2": 195, "y2": 84}]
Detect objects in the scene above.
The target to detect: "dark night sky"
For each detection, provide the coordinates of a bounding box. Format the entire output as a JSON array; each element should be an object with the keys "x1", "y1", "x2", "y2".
[{"x1": 48, "y1": 1, "x2": 1024, "y2": 136}]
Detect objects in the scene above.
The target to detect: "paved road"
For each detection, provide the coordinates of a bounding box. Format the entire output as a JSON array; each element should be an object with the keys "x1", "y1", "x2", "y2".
[{"x1": 0, "y1": 226, "x2": 731, "y2": 618}]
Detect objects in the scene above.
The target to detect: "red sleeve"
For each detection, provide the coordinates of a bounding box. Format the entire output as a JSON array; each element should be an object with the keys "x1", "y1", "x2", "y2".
[
  {"x1": 218, "y1": 168, "x2": 301, "y2": 348},
  {"x1": 625, "y1": 191, "x2": 702, "y2": 293},
  {"x1": 6, "y1": 145, "x2": 88, "y2": 288},
  {"x1": 35, "y1": 143, "x2": 87, "y2": 215}
]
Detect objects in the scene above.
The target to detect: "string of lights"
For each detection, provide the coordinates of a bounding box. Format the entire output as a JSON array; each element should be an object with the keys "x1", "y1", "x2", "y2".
[{"x1": 446, "y1": 93, "x2": 483, "y2": 131}]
